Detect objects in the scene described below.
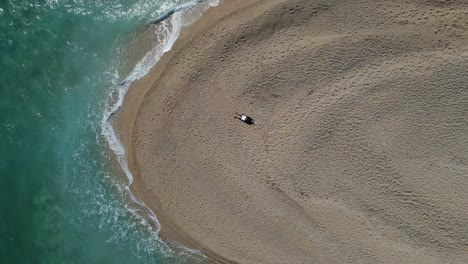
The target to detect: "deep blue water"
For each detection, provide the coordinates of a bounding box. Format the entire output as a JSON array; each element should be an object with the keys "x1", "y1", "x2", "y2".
[{"x1": 0, "y1": 0, "x2": 212, "y2": 263}]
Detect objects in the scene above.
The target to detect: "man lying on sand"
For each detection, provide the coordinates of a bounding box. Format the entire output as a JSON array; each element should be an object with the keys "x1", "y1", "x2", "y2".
[{"x1": 234, "y1": 112, "x2": 254, "y2": 125}]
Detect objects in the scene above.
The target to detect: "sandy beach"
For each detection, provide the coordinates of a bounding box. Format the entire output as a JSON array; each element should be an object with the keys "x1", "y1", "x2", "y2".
[{"x1": 117, "y1": 0, "x2": 468, "y2": 263}]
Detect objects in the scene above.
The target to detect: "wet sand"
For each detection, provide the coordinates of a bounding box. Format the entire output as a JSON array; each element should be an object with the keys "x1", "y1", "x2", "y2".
[{"x1": 117, "y1": 0, "x2": 468, "y2": 263}]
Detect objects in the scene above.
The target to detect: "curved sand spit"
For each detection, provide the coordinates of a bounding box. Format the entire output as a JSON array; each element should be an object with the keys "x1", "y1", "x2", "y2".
[{"x1": 117, "y1": 0, "x2": 468, "y2": 263}]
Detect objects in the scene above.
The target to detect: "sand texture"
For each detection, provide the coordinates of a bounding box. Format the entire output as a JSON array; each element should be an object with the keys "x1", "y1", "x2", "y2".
[{"x1": 117, "y1": 0, "x2": 468, "y2": 263}]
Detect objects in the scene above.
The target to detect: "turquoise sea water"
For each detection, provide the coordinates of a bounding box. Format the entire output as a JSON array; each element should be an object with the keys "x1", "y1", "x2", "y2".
[{"x1": 0, "y1": 0, "x2": 214, "y2": 263}]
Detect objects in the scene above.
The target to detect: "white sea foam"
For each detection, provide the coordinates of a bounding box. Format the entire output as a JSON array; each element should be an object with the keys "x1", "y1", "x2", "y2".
[{"x1": 100, "y1": 0, "x2": 219, "y2": 259}]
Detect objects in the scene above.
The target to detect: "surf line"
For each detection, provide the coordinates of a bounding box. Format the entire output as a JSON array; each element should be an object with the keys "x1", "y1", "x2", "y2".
[{"x1": 102, "y1": 0, "x2": 219, "y2": 258}]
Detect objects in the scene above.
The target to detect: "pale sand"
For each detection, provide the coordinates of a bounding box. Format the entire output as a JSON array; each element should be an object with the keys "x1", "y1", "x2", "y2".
[{"x1": 117, "y1": 0, "x2": 468, "y2": 263}]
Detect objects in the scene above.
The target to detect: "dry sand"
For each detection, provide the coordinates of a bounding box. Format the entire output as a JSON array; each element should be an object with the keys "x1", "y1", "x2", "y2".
[{"x1": 117, "y1": 0, "x2": 468, "y2": 263}]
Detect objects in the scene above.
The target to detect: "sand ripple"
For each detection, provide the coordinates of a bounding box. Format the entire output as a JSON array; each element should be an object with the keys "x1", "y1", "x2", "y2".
[{"x1": 120, "y1": 0, "x2": 468, "y2": 262}]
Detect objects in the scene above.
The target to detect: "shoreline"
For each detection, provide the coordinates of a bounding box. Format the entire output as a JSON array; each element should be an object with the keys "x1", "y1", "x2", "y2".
[
  {"x1": 116, "y1": 0, "x2": 468, "y2": 263},
  {"x1": 115, "y1": 1, "x2": 262, "y2": 261}
]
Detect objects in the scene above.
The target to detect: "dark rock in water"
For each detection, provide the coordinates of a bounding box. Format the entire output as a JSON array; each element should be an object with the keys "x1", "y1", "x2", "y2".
[{"x1": 148, "y1": 0, "x2": 204, "y2": 26}]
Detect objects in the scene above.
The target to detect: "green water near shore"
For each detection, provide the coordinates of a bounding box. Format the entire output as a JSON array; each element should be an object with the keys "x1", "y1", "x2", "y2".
[{"x1": 0, "y1": 0, "x2": 207, "y2": 263}]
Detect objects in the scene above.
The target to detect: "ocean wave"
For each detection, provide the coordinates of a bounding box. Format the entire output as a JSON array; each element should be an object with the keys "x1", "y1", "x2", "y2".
[{"x1": 100, "y1": 0, "x2": 218, "y2": 259}]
